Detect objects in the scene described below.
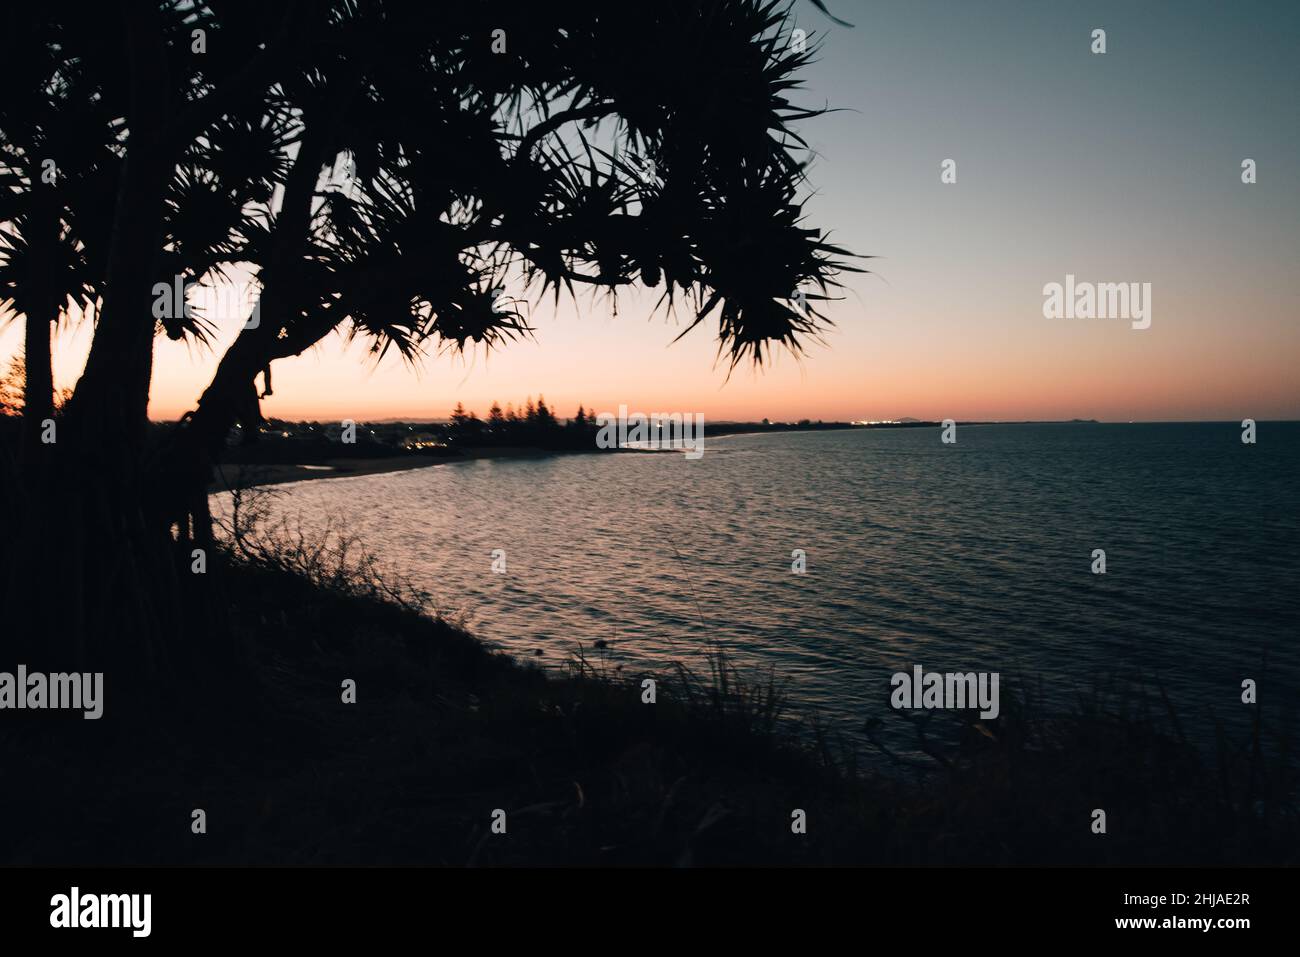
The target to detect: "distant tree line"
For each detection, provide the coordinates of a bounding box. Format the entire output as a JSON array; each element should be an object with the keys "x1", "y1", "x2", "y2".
[{"x1": 448, "y1": 396, "x2": 600, "y2": 450}]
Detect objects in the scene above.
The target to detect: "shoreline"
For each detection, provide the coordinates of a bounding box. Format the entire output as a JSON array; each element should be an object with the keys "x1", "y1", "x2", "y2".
[
  {"x1": 204, "y1": 419, "x2": 1115, "y2": 493},
  {"x1": 210, "y1": 456, "x2": 452, "y2": 492},
  {"x1": 207, "y1": 422, "x2": 869, "y2": 492},
  {"x1": 208, "y1": 446, "x2": 607, "y2": 492}
]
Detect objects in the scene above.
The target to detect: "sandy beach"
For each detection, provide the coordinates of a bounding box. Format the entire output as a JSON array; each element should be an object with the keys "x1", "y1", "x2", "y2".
[
  {"x1": 209, "y1": 456, "x2": 448, "y2": 492},
  {"x1": 207, "y1": 446, "x2": 593, "y2": 492}
]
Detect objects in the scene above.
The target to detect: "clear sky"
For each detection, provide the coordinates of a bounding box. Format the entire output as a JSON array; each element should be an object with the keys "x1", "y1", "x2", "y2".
[{"x1": 4, "y1": 0, "x2": 1298, "y2": 422}]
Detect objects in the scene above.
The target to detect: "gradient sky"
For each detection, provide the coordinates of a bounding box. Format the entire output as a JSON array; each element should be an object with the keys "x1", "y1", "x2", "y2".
[{"x1": 4, "y1": 0, "x2": 1297, "y2": 422}]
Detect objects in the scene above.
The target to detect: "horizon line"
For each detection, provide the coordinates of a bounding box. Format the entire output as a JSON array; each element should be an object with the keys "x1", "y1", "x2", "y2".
[{"x1": 142, "y1": 415, "x2": 1300, "y2": 426}]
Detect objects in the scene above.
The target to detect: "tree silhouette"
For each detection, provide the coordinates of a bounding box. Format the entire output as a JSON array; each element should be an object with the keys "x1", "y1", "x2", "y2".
[
  {"x1": 0, "y1": 10, "x2": 119, "y2": 456},
  {"x1": 452, "y1": 399, "x2": 599, "y2": 450},
  {"x1": 1, "y1": 6, "x2": 293, "y2": 459},
  {"x1": 1, "y1": 0, "x2": 856, "y2": 683}
]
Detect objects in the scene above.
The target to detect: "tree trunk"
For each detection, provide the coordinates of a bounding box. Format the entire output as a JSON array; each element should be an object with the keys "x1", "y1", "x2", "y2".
[
  {"x1": 151, "y1": 329, "x2": 270, "y2": 547},
  {"x1": 24, "y1": 5, "x2": 200, "y2": 699},
  {"x1": 64, "y1": 150, "x2": 169, "y2": 459},
  {"x1": 158, "y1": 277, "x2": 346, "y2": 546},
  {"x1": 64, "y1": 2, "x2": 170, "y2": 461},
  {"x1": 20, "y1": 300, "x2": 56, "y2": 459},
  {"x1": 18, "y1": 184, "x2": 60, "y2": 464}
]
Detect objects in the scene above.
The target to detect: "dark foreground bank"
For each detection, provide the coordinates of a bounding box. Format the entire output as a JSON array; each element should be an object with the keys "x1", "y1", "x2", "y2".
[{"x1": 1, "y1": 540, "x2": 1294, "y2": 867}]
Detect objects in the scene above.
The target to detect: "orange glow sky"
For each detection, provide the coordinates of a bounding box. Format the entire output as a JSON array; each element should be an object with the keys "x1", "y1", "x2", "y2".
[{"x1": 3, "y1": 0, "x2": 1297, "y2": 423}]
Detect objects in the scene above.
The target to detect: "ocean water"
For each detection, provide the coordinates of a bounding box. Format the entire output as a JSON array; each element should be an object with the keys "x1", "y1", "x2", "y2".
[{"x1": 215, "y1": 423, "x2": 1300, "y2": 755}]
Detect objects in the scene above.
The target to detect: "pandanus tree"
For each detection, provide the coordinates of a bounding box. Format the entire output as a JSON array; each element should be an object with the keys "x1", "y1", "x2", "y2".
[
  {"x1": 0, "y1": 73, "x2": 283, "y2": 457},
  {"x1": 1, "y1": 0, "x2": 855, "y2": 692},
  {"x1": 0, "y1": 10, "x2": 120, "y2": 457},
  {"x1": 167, "y1": 0, "x2": 854, "y2": 541},
  {"x1": 0, "y1": 2, "x2": 308, "y2": 677},
  {"x1": 0, "y1": 2, "x2": 299, "y2": 463},
  {"x1": 56, "y1": 1, "x2": 302, "y2": 457}
]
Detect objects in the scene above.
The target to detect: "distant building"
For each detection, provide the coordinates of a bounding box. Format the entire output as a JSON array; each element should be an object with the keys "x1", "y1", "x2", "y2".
[{"x1": 401, "y1": 433, "x2": 446, "y2": 450}]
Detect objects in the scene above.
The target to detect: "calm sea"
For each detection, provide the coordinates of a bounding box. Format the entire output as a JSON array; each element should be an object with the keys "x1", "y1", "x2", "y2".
[{"x1": 216, "y1": 422, "x2": 1300, "y2": 757}]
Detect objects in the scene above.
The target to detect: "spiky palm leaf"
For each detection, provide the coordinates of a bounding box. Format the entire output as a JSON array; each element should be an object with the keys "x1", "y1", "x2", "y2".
[{"x1": 198, "y1": 0, "x2": 858, "y2": 373}]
